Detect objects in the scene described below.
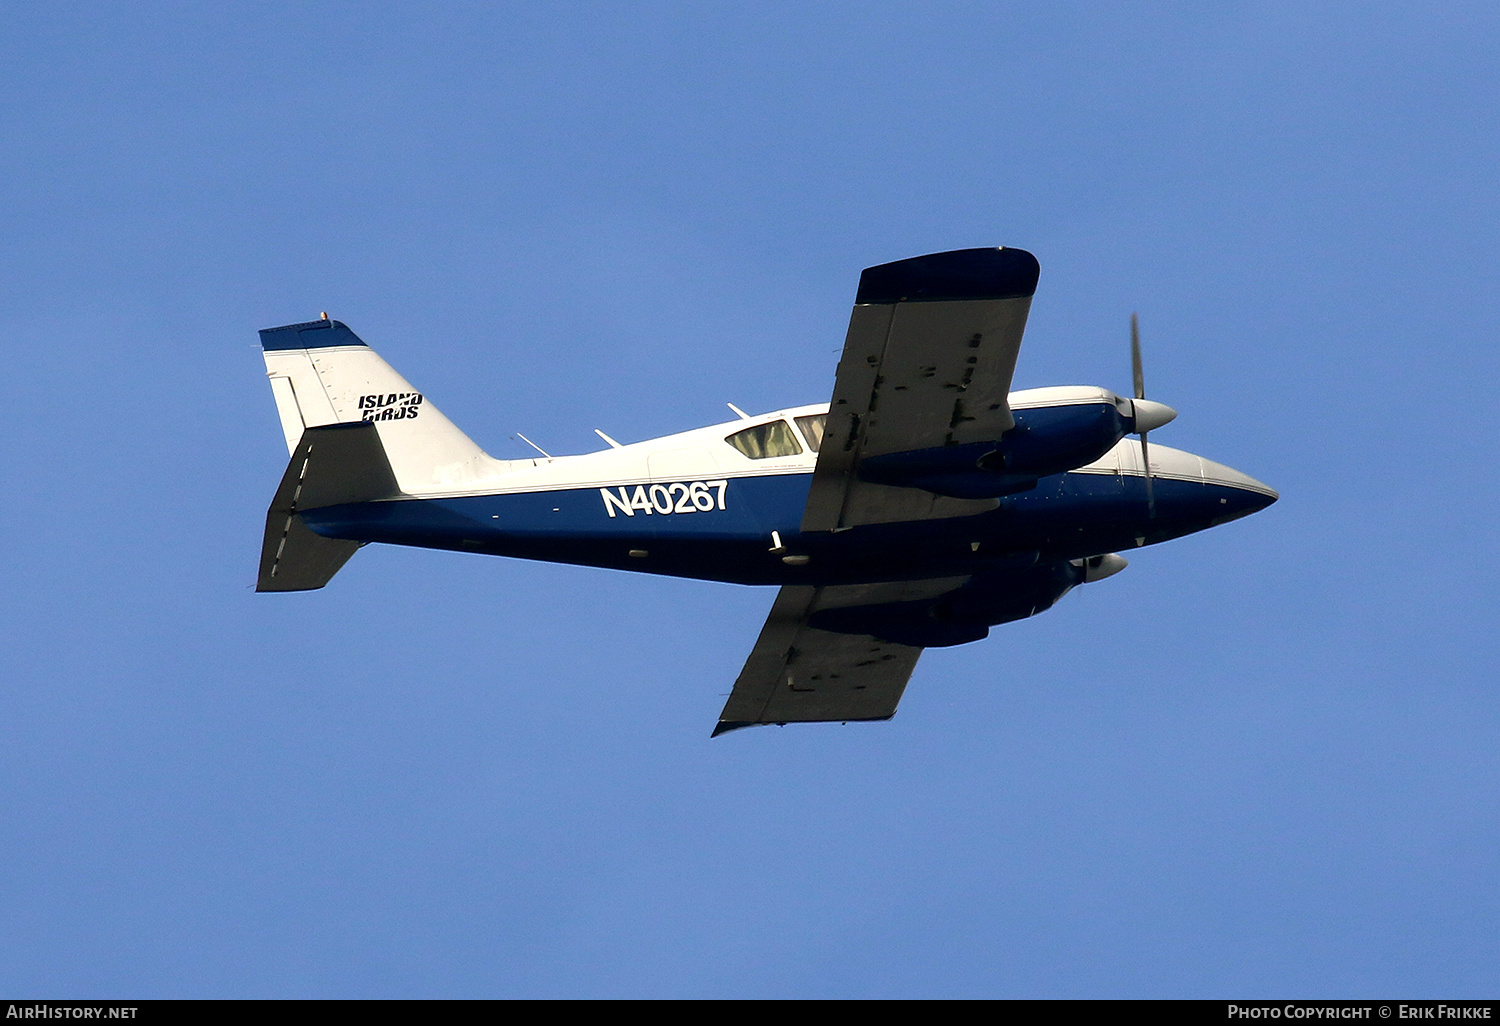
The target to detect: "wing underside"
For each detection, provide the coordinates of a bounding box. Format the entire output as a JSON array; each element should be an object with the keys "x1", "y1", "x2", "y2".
[
  {"x1": 713, "y1": 577, "x2": 967, "y2": 736},
  {"x1": 712, "y1": 559, "x2": 1088, "y2": 736},
  {"x1": 801, "y1": 247, "x2": 1040, "y2": 531}
]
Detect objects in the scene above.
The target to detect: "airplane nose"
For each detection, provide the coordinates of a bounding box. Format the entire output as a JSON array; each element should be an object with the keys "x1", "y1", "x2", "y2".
[{"x1": 1198, "y1": 456, "x2": 1278, "y2": 515}]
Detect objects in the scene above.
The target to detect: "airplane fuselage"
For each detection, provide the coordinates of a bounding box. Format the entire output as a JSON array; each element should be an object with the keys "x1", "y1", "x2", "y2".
[{"x1": 301, "y1": 386, "x2": 1276, "y2": 589}]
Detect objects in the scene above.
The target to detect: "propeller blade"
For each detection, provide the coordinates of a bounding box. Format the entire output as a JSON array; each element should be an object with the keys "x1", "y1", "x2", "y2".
[
  {"x1": 1131, "y1": 313, "x2": 1155, "y2": 518},
  {"x1": 1140, "y1": 431, "x2": 1156, "y2": 518},
  {"x1": 1131, "y1": 312, "x2": 1145, "y2": 400}
]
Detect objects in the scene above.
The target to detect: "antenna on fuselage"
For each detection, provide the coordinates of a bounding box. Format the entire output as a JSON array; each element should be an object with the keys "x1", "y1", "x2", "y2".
[
  {"x1": 514, "y1": 432, "x2": 553, "y2": 459},
  {"x1": 594, "y1": 429, "x2": 623, "y2": 449},
  {"x1": 727, "y1": 403, "x2": 751, "y2": 420}
]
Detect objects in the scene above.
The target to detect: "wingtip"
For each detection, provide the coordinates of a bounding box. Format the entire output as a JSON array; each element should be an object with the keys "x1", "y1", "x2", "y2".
[
  {"x1": 711, "y1": 720, "x2": 755, "y2": 738},
  {"x1": 855, "y1": 247, "x2": 1040, "y2": 305}
]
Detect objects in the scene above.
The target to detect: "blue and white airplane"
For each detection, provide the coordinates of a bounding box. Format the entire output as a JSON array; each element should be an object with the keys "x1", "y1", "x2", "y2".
[{"x1": 255, "y1": 247, "x2": 1276, "y2": 736}]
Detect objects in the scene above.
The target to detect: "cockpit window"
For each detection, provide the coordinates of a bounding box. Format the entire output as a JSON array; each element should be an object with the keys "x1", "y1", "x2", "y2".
[
  {"x1": 794, "y1": 414, "x2": 826, "y2": 453},
  {"x1": 726, "y1": 420, "x2": 803, "y2": 460}
]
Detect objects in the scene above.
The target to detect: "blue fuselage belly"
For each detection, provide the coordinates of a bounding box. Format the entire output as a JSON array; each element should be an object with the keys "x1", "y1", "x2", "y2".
[{"x1": 300, "y1": 471, "x2": 1272, "y2": 586}]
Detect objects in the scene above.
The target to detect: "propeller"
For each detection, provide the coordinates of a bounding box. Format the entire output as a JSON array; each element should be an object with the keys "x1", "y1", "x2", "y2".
[{"x1": 1128, "y1": 313, "x2": 1178, "y2": 519}]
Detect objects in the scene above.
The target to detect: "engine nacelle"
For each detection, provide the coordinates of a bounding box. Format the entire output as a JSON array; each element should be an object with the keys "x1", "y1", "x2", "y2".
[
  {"x1": 858, "y1": 388, "x2": 1169, "y2": 499},
  {"x1": 807, "y1": 559, "x2": 1098, "y2": 648}
]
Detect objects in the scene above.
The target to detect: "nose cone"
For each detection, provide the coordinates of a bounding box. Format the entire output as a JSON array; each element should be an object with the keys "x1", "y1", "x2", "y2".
[
  {"x1": 1199, "y1": 456, "x2": 1278, "y2": 518},
  {"x1": 1131, "y1": 398, "x2": 1178, "y2": 433}
]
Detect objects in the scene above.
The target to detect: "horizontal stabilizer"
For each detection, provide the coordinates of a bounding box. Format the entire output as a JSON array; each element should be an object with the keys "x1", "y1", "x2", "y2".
[
  {"x1": 257, "y1": 423, "x2": 401, "y2": 592},
  {"x1": 258, "y1": 518, "x2": 361, "y2": 593}
]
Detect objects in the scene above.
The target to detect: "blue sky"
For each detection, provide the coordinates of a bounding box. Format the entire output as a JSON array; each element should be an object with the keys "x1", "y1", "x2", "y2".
[{"x1": 2, "y1": 2, "x2": 1496, "y2": 997}]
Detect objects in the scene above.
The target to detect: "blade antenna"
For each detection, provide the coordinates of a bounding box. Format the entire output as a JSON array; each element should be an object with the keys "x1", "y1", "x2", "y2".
[
  {"x1": 514, "y1": 432, "x2": 553, "y2": 459},
  {"x1": 1132, "y1": 313, "x2": 1156, "y2": 519}
]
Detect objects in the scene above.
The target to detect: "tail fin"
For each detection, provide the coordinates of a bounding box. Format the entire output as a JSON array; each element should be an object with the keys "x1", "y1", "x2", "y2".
[{"x1": 260, "y1": 318, "x2": 497, "y2": 493}]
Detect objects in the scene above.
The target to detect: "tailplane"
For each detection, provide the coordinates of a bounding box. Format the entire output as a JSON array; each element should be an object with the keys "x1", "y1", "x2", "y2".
[{"x1": 257, "y1": 422, "x2": 399, "y2": 591}]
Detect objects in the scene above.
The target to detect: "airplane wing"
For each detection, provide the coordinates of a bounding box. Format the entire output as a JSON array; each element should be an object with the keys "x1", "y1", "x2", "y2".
[
  {"x1": 713, "y1": 558, "x2": 1091, "y2": 736},
  {"x1": 712, "y1": 576, "x2": 968, "y2": 736},
  {"x1": 801, "y1": 247, "x2": 1041, "y2": 531}
]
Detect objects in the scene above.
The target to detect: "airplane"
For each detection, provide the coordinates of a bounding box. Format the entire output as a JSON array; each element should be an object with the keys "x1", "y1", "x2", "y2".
[{"x1": 254, "y1": 247, "x2": 1276, "y2": 736}]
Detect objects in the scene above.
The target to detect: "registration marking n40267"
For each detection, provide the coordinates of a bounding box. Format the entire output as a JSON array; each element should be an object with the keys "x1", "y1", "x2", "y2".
[{"x1": 600, "y1": 481, "x2": 728, "y2": 517}]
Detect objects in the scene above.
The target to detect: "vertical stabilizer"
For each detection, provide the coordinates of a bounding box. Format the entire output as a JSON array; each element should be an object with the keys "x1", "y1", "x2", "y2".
[{"x1": 260, "y1": 318, "x2": 500, "y2": 494}]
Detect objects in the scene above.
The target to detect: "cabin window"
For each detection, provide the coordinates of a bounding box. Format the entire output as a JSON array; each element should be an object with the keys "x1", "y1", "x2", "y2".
[
  {"x1": 794, "y1": 414, "x2": 826, "y2": 453},
  {"x1": 726, "y1": 420, "x2": 803, "y2": 459}
]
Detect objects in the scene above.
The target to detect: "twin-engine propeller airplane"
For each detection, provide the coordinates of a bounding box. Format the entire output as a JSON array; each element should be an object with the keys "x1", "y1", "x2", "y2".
[{"x1": 255, "y1": 247, "x2": 1276, "y2": 736}]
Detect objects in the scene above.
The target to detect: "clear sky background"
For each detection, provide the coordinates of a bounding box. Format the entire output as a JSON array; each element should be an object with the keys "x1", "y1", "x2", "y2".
[{"x1": 2, "y1": 1, "x2": 1496, "y2": 998}]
